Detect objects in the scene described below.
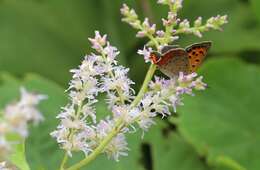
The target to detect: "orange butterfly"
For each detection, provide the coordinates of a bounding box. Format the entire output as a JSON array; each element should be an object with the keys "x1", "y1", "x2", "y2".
[{"x1": 150, "y1": 41, "x2": 212, "y2": 77}]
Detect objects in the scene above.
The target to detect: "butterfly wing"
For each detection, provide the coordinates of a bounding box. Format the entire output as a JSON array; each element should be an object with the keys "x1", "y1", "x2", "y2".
[
  {"x1": 157, "y1": 48, "x2": 189, "y2": 77},
  {"x1": 161, "y1": 45, "x2": 180, "y2": 54},
  {"x1": 185, "y1": 41, "x2": 212, "y2": 73}
]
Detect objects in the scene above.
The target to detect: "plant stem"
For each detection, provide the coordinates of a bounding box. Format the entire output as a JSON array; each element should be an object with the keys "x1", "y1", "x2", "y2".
[
  {"x1": 60, "y1": 153, "x2": 68, "y2": 170},
  {"x1": 131, "y1": 64, "x2": 157, "y2": 107},
  {"x1": 65, "y1": 63, "x2": 157, "y2": 170}
]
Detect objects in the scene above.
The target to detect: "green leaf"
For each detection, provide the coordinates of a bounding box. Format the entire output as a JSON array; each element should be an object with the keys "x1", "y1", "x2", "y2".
[
  {"x1": 143, "y1": 121, "x2": 210, "y2": 170},
  {"x1": 251, "y1": 0, "x2": 260, "y2": 23},
  {"x1": 22, "y1": 74, "x2": 68, "y2": 170},
  {"x1": 9, "y1": 140, "x2": 30, "y2": 170},
  {"x1": 177, "y1": 57, "x2": 260, "y2": 170},
  {"x1": 0, "y1": 0, "x2": 138, "y2": 85},
  {"x1": 84, "y1": 120, "x2": 211, "y2": 170}
]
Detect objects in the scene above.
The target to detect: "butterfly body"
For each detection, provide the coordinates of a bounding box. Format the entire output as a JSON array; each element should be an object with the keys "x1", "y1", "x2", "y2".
[{"x1": 150, "y1": 41, "x2": 212, "y2": 77}]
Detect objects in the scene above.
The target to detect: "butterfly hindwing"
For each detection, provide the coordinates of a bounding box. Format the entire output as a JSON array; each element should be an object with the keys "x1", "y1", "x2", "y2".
[
  {"x1": 157, "y1": 48, "x2": 189, "y2": 77},
  {"x1": 185, "y1": 41, "x2": 212, "y2": 73}
]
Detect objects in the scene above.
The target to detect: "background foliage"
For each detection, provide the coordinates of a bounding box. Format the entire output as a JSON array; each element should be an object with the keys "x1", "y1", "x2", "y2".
[{"x1": 0, "y1": 0, "x2": 259, "y2": 170}]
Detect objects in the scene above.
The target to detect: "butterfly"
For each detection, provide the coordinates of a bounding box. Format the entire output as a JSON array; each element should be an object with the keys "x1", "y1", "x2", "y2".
[{"x1": 150, "y1": 41, "x2": 212, "y2": 77}]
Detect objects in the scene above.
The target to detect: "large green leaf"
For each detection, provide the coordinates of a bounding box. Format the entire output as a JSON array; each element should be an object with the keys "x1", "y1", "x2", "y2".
[
  {"x1": 9, "y1": 140, "x2": 30, "y2": 170},
  {"x1": 251, "y1": 0, "x2": 260, "y2": 23},
  {"x1": 0, "y1": 0, "x2": 135, "y2": 85},
  {"x1": 143, "y1": 122, "x2": 211, "y2": 170},
  {"x1": 177, "y1": 58, "x2": 260, "y2": 170}
]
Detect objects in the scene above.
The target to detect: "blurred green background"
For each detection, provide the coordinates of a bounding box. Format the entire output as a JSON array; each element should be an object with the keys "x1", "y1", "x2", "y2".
[{"x1": 0, "y1": 0, "x2": 260, "y2": 170}]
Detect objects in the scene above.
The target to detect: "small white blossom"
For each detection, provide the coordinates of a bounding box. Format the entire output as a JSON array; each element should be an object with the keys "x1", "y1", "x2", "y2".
[
  {"x1": 158, "y1": 0, "x2": 183, "y2": 13},
  {"x1": 88, "y1": 31, "x2": 107, "y2": 52},
  {"x1": 136, "y1": 18, "x2": 156, "y2": 37},
  {"x1": 194, "y1": 17, "x2": 202, "y2": 27},
  {"x1": 162, "y1": 12, "x2": 178, "y2": 26},
  {"x1": 3, "y1": 88, "x2": 46, "y2": 137},
  {"x1": 156, "y1": 30, "x2": 165, "y2": 37},
  {"x1": 121, "y1": 4, "x2": 141, "y2": 29},
  {"x1": 137, "y1": 46, "x2": 153, "y2": 63},
  {"x1": 95, "y1": 118, "x2": 129, "y2": 161},
  {"x1": 0, "y1": 137, "x2": 11, "y2": 159},
  {"x1": 179, "y1": 19, "x2": 191, "y2": 33},
  {"x1": 105, "y1": 133, "x2": 129, "y2": 161},
  {"x1": 0, "y1": 162, "x2": 12, "y2": 170},
  {"x1": 206, "y1": 15, "x2": 228, "y2": 30}
]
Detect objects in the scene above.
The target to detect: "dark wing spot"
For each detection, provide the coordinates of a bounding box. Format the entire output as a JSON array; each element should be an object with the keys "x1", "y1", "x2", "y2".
[
  {"x1": 192, "y1": 65, "x2": 196, "y2": 67},
  {"x1": 195, "y1": 59, "x2": 200, "y2": 62},
  {"x1": 195, "y1": 53, "x2": 199, "y2": 56},
  {"x1": 189, "y1": 55, "x2": 192, "y2": 59},
  {"x1": 150, "y1": 108, "x2": 156, "y2": 112},
  {"x1": 192, "y1": 51, "x2": 196, "y2": 55},
  {"x1": 199, "y1": 50, "x2": 204, "y2": 54}
]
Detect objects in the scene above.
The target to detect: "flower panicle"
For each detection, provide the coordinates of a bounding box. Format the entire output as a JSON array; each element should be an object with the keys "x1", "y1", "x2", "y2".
[
  {"x1": 51, "y1": 31, "x2": 134, "y2": 160},
  {"x1": 0, "y1": 88, "x2": 46, "y2": 160},
  {"x1": 121, "y1": 2, "x2": 228, "y2": 50}
]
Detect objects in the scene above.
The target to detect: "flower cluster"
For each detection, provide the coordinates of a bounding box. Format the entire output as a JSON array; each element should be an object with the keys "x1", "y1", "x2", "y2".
[
  {"x1": 176, "y1": 15, "x2": 228, "y2": 37},
  {"x1": 121, "y1": 1, "x2": 227, "y2": 51},
  {"x1": 51, "y1": 31, "x2": 134, "y2": 159},
  {"x1": 0, "y1": 88, "x2": 46, "y2": 160},
  {"x1": 133, "y1": 73, "x2": 206, "y2": 132},
  {"x1": 0, "y1": 162, "x2": 11, "y2": 170}
]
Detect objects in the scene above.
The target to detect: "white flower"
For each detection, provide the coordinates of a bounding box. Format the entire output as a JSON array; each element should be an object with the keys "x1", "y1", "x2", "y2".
[
  {"x1": 162, "y1": 12, "x2": 178, "y2": 26},
  {"x1": 137, "y1": 46, "x2": 153, "y2": 63},
  {"x1": 121, "y1": 4, "x2": 141, "y2": 29},
  {"x1": 194, "y1": 17, "x2": 202, "y2": 27},
  {"x1": 179, "y1": 19, "x2": 191, "y2": 33},
  {"x1": 206, "y1": 15, "x2": 228, "y2": 30},
  {"x1": 103, "y1": 42, "x2": 120, "y2": 63},
  {"x1": 156, "y1": 30, "x2": 165, "y2": 37},
  {"x1": 0, "y1": 162, "x2": 12, "y2": 170},
  {"x1": 191, "y1": 76, "x2": 207, "y2": 90},
  {"x1": 3, "y1": 88, "x2": 46, "y2": 137},
  {"x1": 137, "y1": 18, "x2": 156, "y2": 37},
  {"x1": 158, "y1": 0, "x2": 183, "y2": 12},
  {"x1": 0, "y1": 137, "x2": 11, "y2": 159},
  {"x1": 104, "y1": 133, "x2": 129, "y2": 161},
  {"x1": 20, "y1": 87, "x2": 47, "y2": 106},
  {"x1": 88, "y1": 31, "x2": 107, "y2": 52}
]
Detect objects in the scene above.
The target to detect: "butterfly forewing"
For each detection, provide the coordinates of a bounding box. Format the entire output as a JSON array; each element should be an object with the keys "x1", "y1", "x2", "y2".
[
  {"x1": 161, "y1": 45, "x2": 180, "y2": 54},
  {"x1": 185, "y1": 41, "x2": 212, "y2": 73},
  {"x1": 157, "y1": 48, "x2": 189, "y2": 77}
]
